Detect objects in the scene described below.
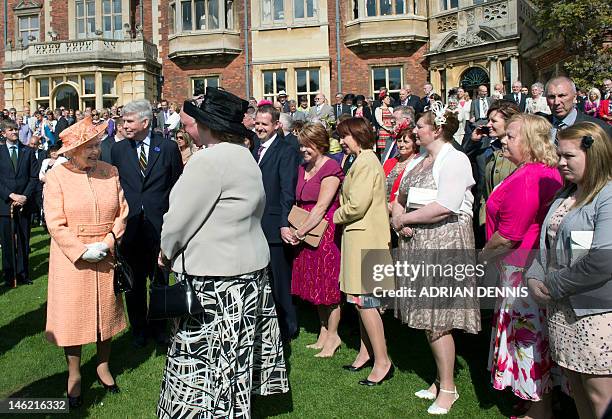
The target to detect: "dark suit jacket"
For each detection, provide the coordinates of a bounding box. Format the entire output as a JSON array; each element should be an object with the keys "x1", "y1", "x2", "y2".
[
  {"x1": 54, "y1": 117, "x2": 70, "y2": 137},
  {"x1": 546, "y1": 111, "x2": 612, "y2": 138},
  {"x1": 352, "y1": 106, "x2": 373, "y2": 122},
  {"x1": 401, "y1": 95, "x2": 421, "y2": 112},
  {"x1": 111, "y1": 132, "x2": 183, "y2": 237},
  {"x1": 0, "y1": 142, "x2": 38, "y2": 216},
  {"x1": 100, "y1": 135, "x2": 115, "y2": 164},
  {"x1": 333, "y1": 104, "x2": 352, "y2": 120},
  {"x1": 252, "y1": 135, "x2": 299, "y2": 244},
  {"x1": 503, "y1": 93, "x2": 527, "y2": 112}
]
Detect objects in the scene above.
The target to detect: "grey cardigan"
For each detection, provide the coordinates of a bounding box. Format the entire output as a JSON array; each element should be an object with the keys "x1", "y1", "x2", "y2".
[{"x1": 526, "y1": 181, "x2": 612, "y2": 316}]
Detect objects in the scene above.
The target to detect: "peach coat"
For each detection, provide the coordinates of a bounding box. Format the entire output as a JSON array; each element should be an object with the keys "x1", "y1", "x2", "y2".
[{"x1": 44, "y1": 161, "x2": 129, "y2": 347}]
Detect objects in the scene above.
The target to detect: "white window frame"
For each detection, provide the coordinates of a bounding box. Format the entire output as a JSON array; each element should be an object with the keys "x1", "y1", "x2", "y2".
[
  {"x1": 176, "y1": 0, "x2": 229, "y2": 32},
  {"x1": 102, "y1": 0, "x2": 123, "y2": 39},
  {"x1": 192, "y1": 76, "x2": 220, "y2": 96},
  {"x1": 371, "y1": 66, "x2": 403, "y2": 98},
  {"x1": 439, "y1": 0, "x2": 458, "y2": 11},
  {"x1": 17, "y1": 14, "x2": 40, "y2": 47},
  {"x1": 295, "y1": 68, "x2": 320, "y2": 106},
  {"x1": 262, "y1": 70, "x2": 287, "y2": 103},
  {"x1": 76, "y1": 0, "x2": 97, "y2": 39},
  {"x1": 293, "y1": 0, "x2": 317, "y2": 20},
  {"x1": 261, "y1": 0, "x2": 284, "y2": 24},
  {"x1": 365, "y1": 0, "x2": 406, "y2": 17}
]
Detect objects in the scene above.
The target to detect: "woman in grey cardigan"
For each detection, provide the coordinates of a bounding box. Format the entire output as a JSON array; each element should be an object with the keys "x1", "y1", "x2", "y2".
[
  {"x1": 157, "y1": 88, "x2": 289, "y2": 418},
  {"x1": 526, "y1": 122, "x2": 612, "y2": 419}
]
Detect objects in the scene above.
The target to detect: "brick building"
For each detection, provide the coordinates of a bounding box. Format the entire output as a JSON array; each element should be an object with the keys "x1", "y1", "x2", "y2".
[{"x1": 1, "y1": 0, "x2": 562, "y2": 111}]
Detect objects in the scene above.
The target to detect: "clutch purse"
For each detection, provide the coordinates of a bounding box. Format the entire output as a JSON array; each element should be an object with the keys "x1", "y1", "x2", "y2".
[
  {"x1": 111, "y1": 232, "x2": 134, "y2": 295},
  {"x1": 288, "y1": 205, "x2": 329, "y2": 248},
  {"x1": 148, "y1": 251, "x2": 204, "y2": 320},
  {"x1": 406, "y1": 187, "x2": 437, "y2": 209},
  {"x1": 569, "y1": 230, "x2": 593, "y2": 265}
]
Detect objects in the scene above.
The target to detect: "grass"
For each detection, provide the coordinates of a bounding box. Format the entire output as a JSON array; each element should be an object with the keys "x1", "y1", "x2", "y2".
[{"x1": 0, "y1": 228, "x2": 572, "y2": 418}]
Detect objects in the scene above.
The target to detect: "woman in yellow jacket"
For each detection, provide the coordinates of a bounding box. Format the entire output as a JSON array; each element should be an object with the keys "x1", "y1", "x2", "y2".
[{"x1": 334, "y1": 117, "x2": 394, "y2": 386}]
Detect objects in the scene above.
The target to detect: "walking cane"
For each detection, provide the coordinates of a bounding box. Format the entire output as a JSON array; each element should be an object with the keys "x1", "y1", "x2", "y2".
[{"x1": 9, "y1": 205, "x2": 18, "y2": 288}]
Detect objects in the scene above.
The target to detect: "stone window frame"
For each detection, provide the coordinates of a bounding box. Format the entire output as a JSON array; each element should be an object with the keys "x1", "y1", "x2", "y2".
[
  {"x1": 370, "y1": 65, "x2": 404, "y2": 101},
  {"x1": 171, "y1": 0, "x2": 235, "y2": 33},
  {"x1": 439, "y1": 0, "x2": 458, "y2": 12},
  {"x1": 102, "y1": 73, "x2": 119, "y2": 108},
  {"x1": 69, "y1": 0, "x2": 130, "y2": 40},
  {"x1": 295, "y1": 67, "x2": 320, "y2": 106},
  {"x1": 292, "y1": 0, "x2": 318, "y2": 21},
  {"x1": 349, "y1": 0, "x2": 423, "y2": 21},
  {"x1": 191, "y1": 75, "x2": 221, "y2": 96},
  {"x1": 13, "y1": 1, "x2": 42, "y2": 48},
  {"x1": 262, "y1": 70, "x2": 287, "y2": 103}
]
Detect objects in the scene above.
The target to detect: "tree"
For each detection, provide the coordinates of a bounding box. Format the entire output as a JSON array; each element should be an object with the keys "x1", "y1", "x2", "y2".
[{"x1": 533, "y1": 1, "x2": 612, "y2": 89}]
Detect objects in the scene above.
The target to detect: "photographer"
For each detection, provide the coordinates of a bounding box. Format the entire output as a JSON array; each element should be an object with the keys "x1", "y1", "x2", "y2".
[{"x1": 462, "y1": 100, "x2": 519, "y2": 247}]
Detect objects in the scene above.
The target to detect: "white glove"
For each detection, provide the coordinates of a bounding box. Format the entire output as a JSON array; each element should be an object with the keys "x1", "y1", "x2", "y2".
[
  {"x1": 82, "y1": 248, "x2": 107, "y2": 263},
  {"x1": 87, "y1": 242, "x2": 110, "y2": 254}
]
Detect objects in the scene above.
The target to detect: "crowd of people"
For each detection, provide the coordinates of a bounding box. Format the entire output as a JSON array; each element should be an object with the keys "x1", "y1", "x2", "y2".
[{"x1": 0, "y1": 74, "x2": 611, "y2": 418}]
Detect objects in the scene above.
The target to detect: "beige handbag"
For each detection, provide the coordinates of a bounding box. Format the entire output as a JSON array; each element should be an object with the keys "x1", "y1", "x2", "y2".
[{"x1": 288, "y1": 205, "x2": 329, "y2": 248}]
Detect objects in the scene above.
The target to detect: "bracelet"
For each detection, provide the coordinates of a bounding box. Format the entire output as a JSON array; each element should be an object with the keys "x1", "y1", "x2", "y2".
[{"x1": 295, "y1": 231, "x2": 306, "y2": 241}]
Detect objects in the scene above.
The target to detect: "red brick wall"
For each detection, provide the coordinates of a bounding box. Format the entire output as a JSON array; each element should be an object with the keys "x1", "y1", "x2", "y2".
[
  {"x1": 158, "y1": 0, "x2": 249, "y2": 102},
  {"x1": 329, "y1": 0, "x2": 429, "y2": 98},
  {"x1": 50, "y1": 0, "x2": 67, "y2": 39}
]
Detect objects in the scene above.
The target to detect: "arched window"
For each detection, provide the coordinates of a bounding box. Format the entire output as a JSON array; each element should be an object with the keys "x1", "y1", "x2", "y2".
[
  {"x1": 54, "y1": 84, "x2": 80, "y2": 110},
  {"x1": 460, "y1": 67, "x2": 489, "y2": 100}
]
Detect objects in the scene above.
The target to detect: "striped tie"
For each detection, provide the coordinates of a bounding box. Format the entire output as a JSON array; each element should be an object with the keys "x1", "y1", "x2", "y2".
[{"x1": 139, "y1": 142, "x2": 147, "y2": 176}]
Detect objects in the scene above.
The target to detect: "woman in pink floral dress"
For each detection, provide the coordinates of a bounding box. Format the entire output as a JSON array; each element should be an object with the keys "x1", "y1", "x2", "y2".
[{"x1": 480, "y1": 114, "x2": 563, "y2": 418}]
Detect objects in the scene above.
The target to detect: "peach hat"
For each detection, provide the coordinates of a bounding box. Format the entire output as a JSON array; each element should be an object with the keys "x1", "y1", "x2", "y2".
[{"x1": 57, "y1": 116, "x2": 108, "y2": 154}]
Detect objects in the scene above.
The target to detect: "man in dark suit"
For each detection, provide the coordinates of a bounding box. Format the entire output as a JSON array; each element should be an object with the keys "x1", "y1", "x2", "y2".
[
  {"x1": 398, "y1": 86, "x2": 421, "y2": 113},
  {"x1": 545, "y1": 76, "x2": 612, "y2": 141},
  {"x1": 99, "y1": 117, "x2": 124, "y2": 164},
  {"x1": 111, "y1": 99, "x2": 183, "y2": 347},
  {"x1": 54, "y1": 109, "x2": 70, "y2": 137},
  {"x1": 0, "y1": 120, "x2": 38, "y2": 287},
  {"x1": 253, "y1": 105, "x2": 300, "y2": 341},
  {"x1": 333, "y1": 93, "x2": 351, "y2": 120},
  {"x1": 26, "y1": 136, "x2": 47, "y2": 226},
  {"x1": 503, "y1": 81, "x2": 527, "y2": 113},
  {"x1": 418, "y1": 82, "x2": 434, "y2": 114}
]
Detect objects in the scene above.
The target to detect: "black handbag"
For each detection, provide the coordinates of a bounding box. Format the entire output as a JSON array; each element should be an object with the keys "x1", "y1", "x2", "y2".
[
  {"x1": 111, "y1": 232, "x2": 134, "y2": 295},
  {"x1": 147, "y1": 251, "x2": 204, "y2": 320}
]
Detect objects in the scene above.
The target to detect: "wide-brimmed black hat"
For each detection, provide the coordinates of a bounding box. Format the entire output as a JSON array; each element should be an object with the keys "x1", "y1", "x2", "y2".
[{"x1": 183, "y1": 87, "x2": 251, "y2": 138}]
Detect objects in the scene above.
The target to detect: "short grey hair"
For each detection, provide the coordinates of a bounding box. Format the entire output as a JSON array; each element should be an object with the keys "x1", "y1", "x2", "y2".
[
  {"x1": 531, "y1": 82, "x2": 544, "y2": 91},
  {"x1": 288, "y1": 99, "x2": 297, "y2": 106},
  {"x1": 393, "y1": 105, "x2": 415, "y2": 122},
  {"x1": 279, "y1": 112, "x2": 293, "y2": 131},
  {"x1": 545, "y1": 76, "x2": 576, "y2": 95},
  {"x1": 122, "y1": 99, "x2": 153, "y2": 122}
]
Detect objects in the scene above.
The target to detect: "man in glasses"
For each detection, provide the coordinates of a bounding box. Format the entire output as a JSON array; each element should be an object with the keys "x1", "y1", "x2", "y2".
[{"x1": 306, "y1": 94, "x2": 335, "y2": 124}]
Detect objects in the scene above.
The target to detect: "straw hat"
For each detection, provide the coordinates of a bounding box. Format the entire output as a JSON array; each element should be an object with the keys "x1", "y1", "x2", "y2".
[{"x1": 57, "y1": 116, "x2": 108, "y2": 154}]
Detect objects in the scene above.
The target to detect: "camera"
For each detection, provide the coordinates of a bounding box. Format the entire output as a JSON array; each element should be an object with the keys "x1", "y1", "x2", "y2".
[{"x1": 478, "y1": 126, "x2": 490, "y2": 135}]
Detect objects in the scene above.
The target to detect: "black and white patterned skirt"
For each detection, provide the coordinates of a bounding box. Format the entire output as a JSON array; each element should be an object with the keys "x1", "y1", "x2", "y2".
[{"x1": 157, "y1": 268, "x2": 289, "y2": 419}]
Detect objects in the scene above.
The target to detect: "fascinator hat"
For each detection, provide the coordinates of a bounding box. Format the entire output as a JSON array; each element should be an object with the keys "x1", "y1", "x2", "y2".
[
  {"x1": 57, "y1": 116, "x2": 108, "y2": 154},
  {"x1": 430, "y1": 101, "x2": 448, "y2": 127},
  {"x1": 183, "y1": 87, "x2": 251, "y2": 138}
]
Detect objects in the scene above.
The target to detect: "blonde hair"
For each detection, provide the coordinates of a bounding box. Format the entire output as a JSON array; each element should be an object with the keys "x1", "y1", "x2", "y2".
[
  {"x1": 506, "y1": 114, "x2": 557, "y2": 167},
  {"x1": 587, "y1": 87, "x2": 601, "y2": 100},
  {"x1": 557, "y1": 122, "x2": 612, "y2": 207}
]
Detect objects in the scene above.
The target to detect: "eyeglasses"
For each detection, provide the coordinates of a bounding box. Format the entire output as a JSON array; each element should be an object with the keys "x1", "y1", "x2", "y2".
[{"x1": 176, "y1": 136, "x2": 184, "y2": 140}]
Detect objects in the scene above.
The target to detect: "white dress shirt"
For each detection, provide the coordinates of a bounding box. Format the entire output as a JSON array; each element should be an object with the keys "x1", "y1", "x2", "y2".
[{"x1": 257, "y1": 133, "x2": 277, "y2": 164}]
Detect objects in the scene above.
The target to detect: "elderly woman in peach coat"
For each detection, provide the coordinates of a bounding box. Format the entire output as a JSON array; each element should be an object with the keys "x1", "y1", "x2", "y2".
[{"x1": 44, "y1": 117, "x2": 129, "y2": 408}]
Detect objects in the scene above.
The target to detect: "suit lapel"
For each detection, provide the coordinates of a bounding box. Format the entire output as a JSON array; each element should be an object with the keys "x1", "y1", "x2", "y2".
[
  {"x1": 259, "y1": 136, "x2": 281, "y2": 168},
  {"x1": 15, "y1": 144, "x2": 27, "y2": 174},
  {"x1": 128, "y1": 139, "x2": 142, "y2": 177},
  {"x1": 144, "y1": 135, "x2": 162, "y2": 179}
]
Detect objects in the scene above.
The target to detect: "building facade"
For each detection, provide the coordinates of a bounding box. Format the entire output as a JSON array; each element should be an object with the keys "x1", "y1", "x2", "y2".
[{"x1": 1, "y1": 0, "x2": 560, "y2": 111}]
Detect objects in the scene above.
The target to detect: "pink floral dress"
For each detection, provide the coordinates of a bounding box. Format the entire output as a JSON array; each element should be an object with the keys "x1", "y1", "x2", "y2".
[{"x1": 485, "y1": 163, "x2": 563, "y2": 401}]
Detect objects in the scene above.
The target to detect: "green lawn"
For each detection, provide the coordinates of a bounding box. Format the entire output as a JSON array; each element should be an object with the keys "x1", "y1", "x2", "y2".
[{"x1": 0, "y1": 228, "x2": 553, "y2": 418}]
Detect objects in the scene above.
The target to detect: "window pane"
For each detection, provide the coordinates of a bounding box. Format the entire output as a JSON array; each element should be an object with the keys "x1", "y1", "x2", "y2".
[
  {"x1": 87, "y1": 0, "x2": 95, "y2": 15},
  {"x1": 451, "y1": 0, "x2": 458, "y2": 7},
  {"x1": 77, "y1": 20, "x2": 85, "y2": 35},
  {"x1": 273, "y1": 0, "x2": 284, "y2": 20},
  {"x1": 182, "y1": 1, "x2": 193, "y2": 30},
  {"x1": 87, "y1": 18, "x2": 96, "y2": 33},
  {"x1": 208, "y1": 0, "x2": 219, "y2": 29},
  {"x1": 225, "y1": 0, "x2": 234, "y2": 28},
  {"x1": 114, "y1": 15, "x2": 122, "y2": 31},
  {"x1": 306, "y1": 0, "x2": 314, "y2": 17},
  {"x1": 195, "y1": 0, "x2": 205, "y2": 29},
  {"x1": 39, "y1": 79, "x2": 49, "y2": 97},
  {"x1": 103, "y1": 0, "x2": 111, "y2": 14},
  {"x1": 275, "y1": 71, "x2": 286, "y2": 92},
  {"x1": 83, "y1": 76, "x2": 95, "y2": 94},
  {"x1": 193, "y1": 79, "x2": 206, "y2": 95},
  {"x1": 294, "y1": 0, "x2": 304, "y2": 19},
  {"x1": 388, "y1": 67, "x2": 402, "y2": 90},
  {"x1": 209, "y1": 77, "x2": 219, "y2": 88},
  {"x1": 296, "y1": 70, "x2": 306, "y2": 92},
  {"x1": 31, "y1": 16, "x2": 39, "y2": 28},
  {"x1": 76, "y1": 1, "x2": 84, "y2": 17},
  {"x1": 309, "y1": 69, "x2": 319, "y2": 92},
  {"x1": 102, "y1": 75, "x2": 115, "y2": 95},
  {"x1": 380, "y1": 0, "x2": 392, "y2": 15},
  {"x1": 395, "y1": 0, "x2": 404, "y2": 14},
  {"x1": 104, "y1": 16, "x2": 112, "y2": 31},
  {"x1": 53, "y1": 77, "x2": 63, "y2": 87},
  {"x1": 366, "y1": 0, "x2": 376, "y2": 16},
  {"x1": 263, "y1": 72, "x2": 274, "y2": 95},
  {"x1": 113, "y1": 0, "x2": 122, "y2": 13},
  {"x1": 373, "y1": 68, "x2": 386, "y2": 91},
  {"x1": 262, "y1": 0, "x2": 272, "y2": 23},
  {"x1": 103, "y1": 98, "x2": 117, "y2": 109}
]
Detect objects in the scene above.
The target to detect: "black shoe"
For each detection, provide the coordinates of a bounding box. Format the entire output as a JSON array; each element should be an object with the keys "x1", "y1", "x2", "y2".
[
  {"x1": 342, "y1": 359, "x2": 373, "y2": 372},
  {"x1": 68, "y1": 395, "x2": 82, "y2": 409},
  {"x1": 17, "y1": 278, "x2": 33, "y2": 285},
  {"x1": 132, "y1": 333, "x2": 147, "y2": 348},
  {"x1": 97, "y1": 375, "x2": 120, "y2": 394},
  {"x1": 358, "y1": 364, "x2": 395, "y2": 386}
]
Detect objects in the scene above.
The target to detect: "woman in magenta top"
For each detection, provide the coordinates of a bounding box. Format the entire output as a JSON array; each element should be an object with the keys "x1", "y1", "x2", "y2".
[
  {"x1": 290, "y1": 123, "x2": 345, "y2": 358},
  {"x1": 480, "y1": 114, "x2": 563, "y2": 418}
]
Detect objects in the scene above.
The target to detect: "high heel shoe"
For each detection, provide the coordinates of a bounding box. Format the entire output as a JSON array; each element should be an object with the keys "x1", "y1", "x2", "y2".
[
  {"x1": 415, "y1": 379, "x2": 439, "y2": 400},
  {"x1": 427, "y1": 387, "x2": 459, "y2": 415},
  {"x1": 358, "y1": 364, "x2": 395, "y2": 386},
  {"x1": 314, "y1": 342, "x2": 342, "y2": 358},
  {"x1": 68, "y1": 395, "x2": 82, "y2": 409},
  {"x1": 342, "y1": 359, "x2": 373, "y2": 372},
  {"x1": 97, "y1": 374, "x2": 120, "y2": 394}
]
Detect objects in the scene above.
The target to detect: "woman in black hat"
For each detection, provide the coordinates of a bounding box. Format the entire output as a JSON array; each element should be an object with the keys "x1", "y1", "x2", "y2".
[{"x1": 157, "y1": 87, "x2": 289, "y2": 418}]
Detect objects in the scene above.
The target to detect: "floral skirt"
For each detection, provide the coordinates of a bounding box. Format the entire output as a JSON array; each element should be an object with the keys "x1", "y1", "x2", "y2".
[
  {"x1": 157, "y1": 268, "x2": 289, "y2": 419},
  {"x1": 488, "y1": 263, "x2": 552, "y2": 401}
]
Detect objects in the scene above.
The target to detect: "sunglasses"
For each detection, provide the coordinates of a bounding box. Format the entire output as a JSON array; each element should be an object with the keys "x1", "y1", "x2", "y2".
[{"x1": 176, "y1": 136, "x2": 184, "y2": 140}]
